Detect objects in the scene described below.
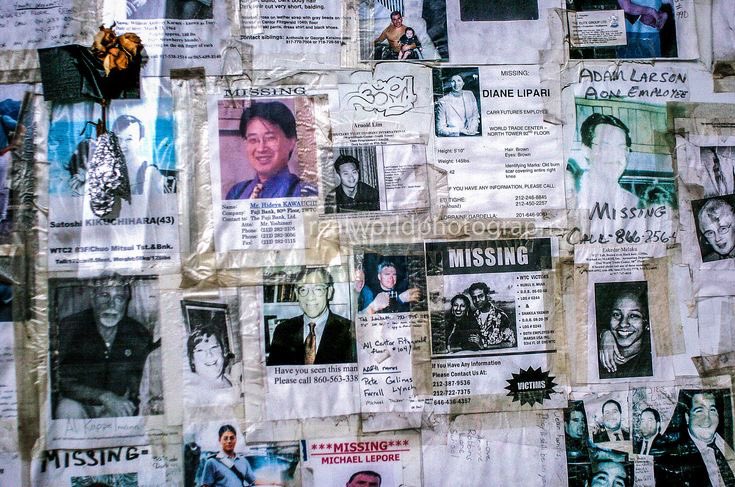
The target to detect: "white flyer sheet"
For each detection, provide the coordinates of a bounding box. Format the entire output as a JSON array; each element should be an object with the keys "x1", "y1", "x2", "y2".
[
  {"x1": 431, "y1": 65, "x2": 565, "y2": 223},
  {"x1": 426, "y1": 238, "x2": 567, "y2": 413}
]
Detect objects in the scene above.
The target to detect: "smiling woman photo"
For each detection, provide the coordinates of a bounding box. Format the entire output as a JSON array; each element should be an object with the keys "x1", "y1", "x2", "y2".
[
  {"x1": 186, "y1": 325, "x2": 233, "y2": 390},
  {"x1": 595, "y1": 281, "x2": 653, "y2": 380}
]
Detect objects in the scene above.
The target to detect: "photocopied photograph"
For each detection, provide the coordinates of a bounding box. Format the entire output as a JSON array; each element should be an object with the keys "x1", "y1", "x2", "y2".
[
  {"x1": 359, "y1": 0, "x2": 448, "y2": 61},
  {"x1": 324, "y1": 147, "x2": 380, "y2": 214},
  {"x1": 217, "y1": 98, "x2": 318, "y2": 200},
  {"x1": 432, "y1": 67, "x2": 481, "y2": 138},
  {"x1": 698, "y1": 146, "x2": 735, "y2": 197},
  {"x1": 356, "y1": 253, "x2": 427, "y2": 315},
  {"x1": 181, "y1": 300, "x2": 242, "y2": 405},
  {"x1": 49, "y1": 274, "x2": 162, "y2": 419},
  {"x1": 692, "y1": 194, "x2": 735, "y2": 263},
  {"x1": 594, "y1": 281, "x2": 653, "y2": 380},
  {"x1": 263, "y1": 266, "x2": 356, "y2": 366}
]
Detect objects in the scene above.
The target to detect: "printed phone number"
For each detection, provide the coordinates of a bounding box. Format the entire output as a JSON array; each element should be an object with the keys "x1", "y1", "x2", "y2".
[
  {"x1": 434, "y1": 388, "x2": 471, "y2": 396},
  {"x1": 432, "y1": 380, "x2": 471, "y2": 388},
  {"x1": 313, "y1": 375, "x2": 358, "y2": 384},
  {"x1": 433, "y1": 397, "x2": 471, "y2": 406}
]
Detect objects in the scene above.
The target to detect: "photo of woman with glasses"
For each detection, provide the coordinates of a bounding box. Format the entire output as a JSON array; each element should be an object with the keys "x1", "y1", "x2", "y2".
[{"x1": 595, "y1": 281, "x2": 653, "y2": 379}]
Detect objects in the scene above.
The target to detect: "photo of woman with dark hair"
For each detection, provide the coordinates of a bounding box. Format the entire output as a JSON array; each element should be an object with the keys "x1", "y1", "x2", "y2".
[
  {"x1": 446, "y1": 294, "x2": 481, "y2": 352},
  {"x1": 596, "y1": 281, "x2": 653, "y2": 379},
  {"x1": 186, "y1": 325, "x2": 233, "y2": 390}
]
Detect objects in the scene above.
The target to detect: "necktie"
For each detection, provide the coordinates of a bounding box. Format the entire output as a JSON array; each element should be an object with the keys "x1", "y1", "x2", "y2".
[
  {"x1": 614, "y1": 432, "x2": 621, "y2": 441},
  {"x1": 642, "y1": 440, "x2": 649, "y2": 455},
  {"x1": 304, "y1": 322, "x2": 316, "y2": 365},
  {"x1": 708, "y1": 440, "x2": 735, "y2": 487},
  {"x1": 251, "y1": 182, "x2": 263, "y2": 199}
]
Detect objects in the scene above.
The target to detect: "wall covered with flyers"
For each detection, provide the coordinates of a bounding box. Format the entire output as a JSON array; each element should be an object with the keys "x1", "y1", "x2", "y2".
[{"x1": 1, "y1": 0, "x2": 735, "y2": 485}]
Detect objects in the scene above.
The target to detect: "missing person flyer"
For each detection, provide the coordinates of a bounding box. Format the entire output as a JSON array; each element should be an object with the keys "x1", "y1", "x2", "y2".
[
  {"x1": 209, "y1": 92, "x2": 325, "y2": 253},
  {"x1": 46, "y1": 79, "x2": 179, "y2": 272},
  {"x1": 45, "y1": 273, "x2": 171, "y2": 449},
  {"x1": 422, "y1": 410, "x2": 567, "y2": 487},
  {"x1": 31, "y1": 443, "x2": 181, "y2": 487},
  {"x1": 102, "y1": 0, "x2": 228, "y2": 76},
  {"x1": 354, "y1": 245, "x2": 431, "y2": 413},
  {"x1": 425, "y1": 238, "x2": 567, "y2": 413},
  {"x1": 563, "y1": 63, "x2": 687, "y2": 244},
  {"x1": 431, "y1": 65, "x2": 565, "y2": 223},
  {"x1": 574, "y1": 243, "x2": 675, "y2": 384},
  {"x1": 244, "y1": 266, "x2": 360, "y2": 422},
  {"x1": 301, "y1": 433, "x2": 421, "y2": 487}
]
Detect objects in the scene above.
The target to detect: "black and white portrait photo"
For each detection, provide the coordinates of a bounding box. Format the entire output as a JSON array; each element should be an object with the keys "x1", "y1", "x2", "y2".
[
  {"x1": 263, "y1": 267, "x2": 356, "y2": 366},
  {"x1": 432, "y1": 67, "x2": 481, "y2": 137},
  {"x1": 181, "y1": 300, "x2": 241, "y2": 406},
  {"x1": 595, "y1": 281, "x2": 653, "y2": 380},
  {"x1": 431, "y1": 274, "x2": 517, "y2": 355},
  {"x1": 50, "y1": 274, "x2": 162, "y2": 419},
  {"x1": 324, "y1": 148, "x2": 380, "y2": 214},
  {"x1": 653, "y1": 388, "x2": 735, "y2": 486},
  {"x1": 699, "y1": 147, "x2": 735, "y2": 197},
  {"x1": 692, "y1": 194, "x2": 735, "y2": 263},
  {"x1": 459, "y1": 0, "x2": 539, "y2": 21}
]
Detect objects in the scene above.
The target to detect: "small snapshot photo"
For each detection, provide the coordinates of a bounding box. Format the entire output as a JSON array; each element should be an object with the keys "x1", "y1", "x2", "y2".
[
  {"x1": 71, "y1": 473, "x2": 138, "y2": 487},
  {"x1": 651, "y1": 388, "x2": 735, "y2": 484},
  {"x1": 181, "y1": 301, "x2": 241, "y2": 398},
  {"x1": 184, "y1": 421, "x2": 300, "y2": 487},
  {"x1": 692, "y1": 193, "x2": 735, "y2": 263},
  {"x1": 217, "y1": 98, "x2": 318, "y2": 200},
  {"x1": 587, "y1": 393, "x2": 631, "y2": 446},
  {"x1": 324, "y1": 147, "x2": 381, "y2": 214},
  {"x1": 49, "y1": 274, "x2": 162, "y2": 419},
  {"x1": 566, "y1": 0, "x2": 677, "y2": 59},
  {"x1": 594, "y1": 281, "x2": 653, "y2": 380},
  {"x1": 356, "y1": 253, "x2": 428, "y2": 315},
  {"x1": 459, "y1": 0, "x2": 539, "y2": 21},
  {"x1": 127, "y1": 0, "x2": 214, "y2": 20},
  {"x1": 358, "y1": 0, "x2": 448, "y2": 61},
  {"x1": 698, "y1": 147, "x2": 735, "y2": 197},
  {"x1": 262, "y1": 266, "x2": 356, "y2": 366},
  {"x1": 432, "y1": 67, "x2": 482, "y2": 138},
  {"x1": 431, "y1": 273, "x2": 517, "y2": 356}
]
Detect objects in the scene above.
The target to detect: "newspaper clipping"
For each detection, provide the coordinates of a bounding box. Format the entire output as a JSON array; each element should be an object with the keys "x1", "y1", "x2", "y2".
[
  {"x1": 46, "y1": 274, "x2": 166, "y2": 448},
  {"x1": 249, "y1": 266, "x2": 359, "y2": 421},
  {"x1": 46, "y1": 81, "x2": 179, "y2": 272},
  {"x1": 354, "y1": 245, "x2": 429, "y2": 413},
  {"x1": 209, "y1": 94, "x2": 322, "y2": 253},
  {"x1": 426, "y1": 238, "x2": 566, "y2": 413},
  {"x1": 432, "y1": 66, "x2": 565, "y2": 222},
  {"x1": 300, "y1": 433, "x2": 421, "y2": 487}
]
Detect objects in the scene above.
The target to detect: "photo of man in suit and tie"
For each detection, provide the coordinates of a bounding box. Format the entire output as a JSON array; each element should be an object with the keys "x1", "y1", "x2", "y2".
[
  {"x1": 265, "y1": 267, "x2": 356, "y2": 366},
  {"x1": 593, "y1": 399, "x2": 631, "y2": 443}
]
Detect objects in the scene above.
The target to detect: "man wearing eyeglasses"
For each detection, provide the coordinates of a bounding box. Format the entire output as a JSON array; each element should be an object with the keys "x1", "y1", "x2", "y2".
[
  {"x1": 266, "y1": 267, "x2": 355, "y2": 366},
  {"x1": 697, "y1": 197, "x2": 735, "y2": 262},
  {"x1": 54, "y1": 275, "x2": 153, "y2": 419}
]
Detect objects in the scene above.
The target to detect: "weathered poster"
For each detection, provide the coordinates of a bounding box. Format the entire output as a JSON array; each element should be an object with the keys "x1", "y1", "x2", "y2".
[
  {"x1": 0, "y1": 0, "x2": 86, "y2": 51},
  {"x1": 566, "y1": 0, "x2": 698, "y2": 60},
  {"x1": 184, "y1": 421, "x2": 300, "y2": 487},
  {"x1": 432, "y1": 65, "x2": 565, "y2": 223},
  {"x1": 46, "y1": 79, "x2": 179, "y2": 272},
  {"x1": 244, "y1": 265, "x2": 360, "y2": 421},
  {"x1": 300, "y1": 433, "x2": 421, "y2": 487},
  {"x1": 45, "y1": 274, "x2": 168, "y2": 448},
  {"x1": 242, "y1": 0, "x2": 346, "y2": 69},
  {"x1": 354, "y1": 245, "x2": 430, "y2": 413},
  {"x1": 209, "y1": 92, "x2": 324, "y2": 255},
  {"x1": 426, "y1": 238, "x2": 567, "y2": 413},
  {"x1": 102, "y1": 0, "x2": 229, "y2": 76},
  {"x1": 422, "y1": 410, "x2": 568, "y2": 487}
]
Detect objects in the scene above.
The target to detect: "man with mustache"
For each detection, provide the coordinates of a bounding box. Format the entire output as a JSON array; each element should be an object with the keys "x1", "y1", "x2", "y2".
[{"x1": 54, "y1": 275, "x2": 153, "y2": 419}]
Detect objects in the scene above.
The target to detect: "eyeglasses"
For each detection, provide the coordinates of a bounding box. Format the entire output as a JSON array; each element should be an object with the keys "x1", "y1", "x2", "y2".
[
  {"x1": 93, "y1": 292, "x2": 128, "y2": 305},
  {"x1": 610, "y1": 310, "x2": 644, "y2": 325},
  {"x1": 704, "y1": 223, "x2": 732, "y2": 240},
  {"x1": 296, "y1": 285, "x2": 329, "y2": 297}
]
